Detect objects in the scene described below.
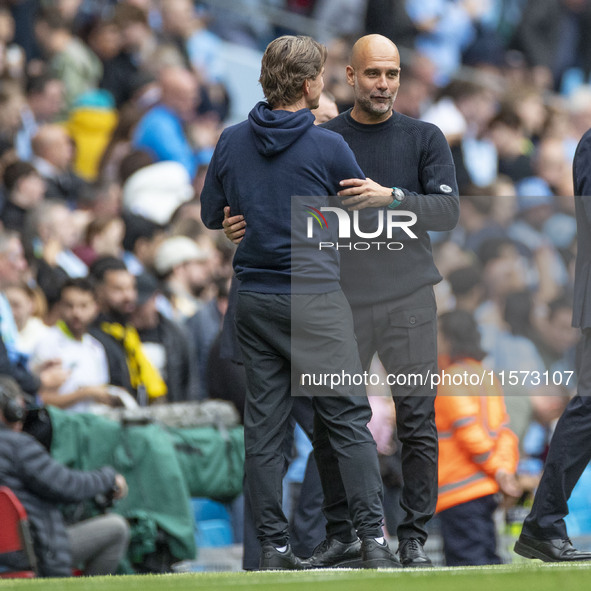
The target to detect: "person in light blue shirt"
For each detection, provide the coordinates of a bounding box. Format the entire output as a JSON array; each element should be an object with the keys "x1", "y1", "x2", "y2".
[
  {"x1": 132, "y1": 67, "x2": 213, "y2": 178},
  {"x1": 406, "y1": 0, "x2": 481, "y2": 85}
]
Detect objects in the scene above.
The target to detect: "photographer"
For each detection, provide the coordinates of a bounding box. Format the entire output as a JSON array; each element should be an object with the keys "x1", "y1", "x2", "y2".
[{"x1": 0, "y1": 376, "x2": 130, "y2": 577}]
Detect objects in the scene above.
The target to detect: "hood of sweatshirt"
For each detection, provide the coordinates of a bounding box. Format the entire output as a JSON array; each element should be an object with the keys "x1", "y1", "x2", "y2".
[{"x1": 248, "y1": 101, "x2": 315, "y2": 157}]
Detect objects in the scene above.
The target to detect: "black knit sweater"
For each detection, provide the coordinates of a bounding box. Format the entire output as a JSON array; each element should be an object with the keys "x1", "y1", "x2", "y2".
[{"x1": 322, "y1": 109, "x2": 460, "y2": 306}]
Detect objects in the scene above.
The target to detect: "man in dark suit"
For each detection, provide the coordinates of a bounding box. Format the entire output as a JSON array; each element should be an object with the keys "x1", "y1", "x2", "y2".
[{"x1": 514, "y1": 128, "x2": 591, "y2": 562}]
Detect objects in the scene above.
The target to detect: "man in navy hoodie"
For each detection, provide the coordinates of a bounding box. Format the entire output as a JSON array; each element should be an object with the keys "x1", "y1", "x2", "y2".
[{"x1": 201, "y1": 35, "x2": 398, "y2": 570}]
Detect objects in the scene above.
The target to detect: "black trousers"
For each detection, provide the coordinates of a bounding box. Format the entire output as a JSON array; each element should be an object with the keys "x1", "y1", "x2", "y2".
[
  {"x1": 439, "y1": 494, "x2": 502, "y2": 566},
  {"x1": 236, "y1": 290, "x2": 384, "y2": 547},
  {"x1": 315, "y1": 285, "x2": 439, "y2": 544},
  {"x1": 287, "y1": 398, "x2": 327, "y2": 557},
  {"x1": 242, "y1": 396, "x2": 326, "y2": 569},
  {"x1": 522, "y1": 328, "x2": 591, "y2": 540}
]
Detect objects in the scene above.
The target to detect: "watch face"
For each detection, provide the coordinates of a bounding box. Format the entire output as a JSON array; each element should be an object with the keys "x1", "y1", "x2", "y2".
[{"x1": 394, "y1": 188, "x2": 405, "y2": 200}]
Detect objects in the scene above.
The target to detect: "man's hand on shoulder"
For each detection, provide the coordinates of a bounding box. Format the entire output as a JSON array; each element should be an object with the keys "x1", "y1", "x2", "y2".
[
  {"x1": 223, "y1": 206, "x2": 246, "y2": 244},
  {"x1": 338, "y1": 177, "x2": 394, "y2": 210}
]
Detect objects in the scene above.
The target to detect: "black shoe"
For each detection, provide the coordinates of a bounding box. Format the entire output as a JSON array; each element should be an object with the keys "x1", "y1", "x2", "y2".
[
  {"x1": 302, "y1": 538, "x2": 363, "y2": 569},
  {"x1": 514, "y1": 534, "x2": 591, "y2": 562},
  {"x1": 259, "y1": 544, "x2": 305, "y2": 570},
  {"x1": 361, "y1": 538, "x2": 402, "y2": 569},
  {"x1": 398, "y1": 538, "x2": 433, "y2": 568}
]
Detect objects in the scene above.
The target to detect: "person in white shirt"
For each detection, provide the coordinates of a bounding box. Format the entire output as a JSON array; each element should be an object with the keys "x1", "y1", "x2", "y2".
[{"x1": 30, "y1": 278, "x2": 122, "y2": 412}]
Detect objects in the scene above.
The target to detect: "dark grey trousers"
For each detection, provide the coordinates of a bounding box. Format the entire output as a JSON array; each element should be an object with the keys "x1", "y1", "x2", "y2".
[
  {"x1": 236, "y1": 290, "x2": 384, "y2": 546},
  {"x1": 314, "y1": 285, "x2": 439, "y2": 544},
  {"x1": 242, "y1": 396, "x2": 326, "y2": 569}
]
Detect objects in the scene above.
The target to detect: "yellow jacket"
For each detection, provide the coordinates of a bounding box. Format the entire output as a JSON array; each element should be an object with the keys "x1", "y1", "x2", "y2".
[
  {"x1": 66, "y1": 107, "x2": 118, "y2": 181},
  {"x1": 435, "y1": 358, "x2": 519, "y2": 512}
]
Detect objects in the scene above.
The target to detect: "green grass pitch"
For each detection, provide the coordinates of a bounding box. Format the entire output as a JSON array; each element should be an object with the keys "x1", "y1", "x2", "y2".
[{"x1": 1, "y1": 563, "x2": 591, "y2": 591}]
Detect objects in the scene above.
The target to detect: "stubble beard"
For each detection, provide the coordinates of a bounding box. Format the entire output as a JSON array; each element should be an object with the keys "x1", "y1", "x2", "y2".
[{"x1": 356, "y1": 88, "x2": 397, "y2": 121}]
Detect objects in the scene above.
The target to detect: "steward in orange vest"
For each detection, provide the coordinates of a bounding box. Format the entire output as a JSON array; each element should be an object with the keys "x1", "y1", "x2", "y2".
[{"x1": 435, "y1": 310, "x2": 521, "y2": 566}]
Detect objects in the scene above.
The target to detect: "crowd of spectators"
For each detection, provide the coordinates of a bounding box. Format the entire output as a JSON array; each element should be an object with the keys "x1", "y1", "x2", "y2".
[{"x1": 0, "y1": 0, "x2": 589, "y2": 569}]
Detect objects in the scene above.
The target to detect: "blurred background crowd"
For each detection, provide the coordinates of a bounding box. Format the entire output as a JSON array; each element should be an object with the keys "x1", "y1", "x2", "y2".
[{"x1": 0, "y1": 0, "x2": 590, "y2": 569}]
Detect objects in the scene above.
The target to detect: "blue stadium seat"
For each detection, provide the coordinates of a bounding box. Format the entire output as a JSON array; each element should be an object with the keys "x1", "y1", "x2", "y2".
[{"x1": 191, "y1": 498, "x2": 233, "y2": 548}]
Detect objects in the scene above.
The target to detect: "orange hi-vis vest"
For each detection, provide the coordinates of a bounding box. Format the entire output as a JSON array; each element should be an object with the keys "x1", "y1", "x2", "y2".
[{"x1": 435, "y1": 358, "x2": 519, "y2": 513}]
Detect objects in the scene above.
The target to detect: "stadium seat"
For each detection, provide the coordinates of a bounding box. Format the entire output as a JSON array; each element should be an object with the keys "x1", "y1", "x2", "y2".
[
  {"x1": 191, "y1": 498, "x2": 233, "y2": 548},
  {"x1": 191, "y1": 498, "x2": 231, "y2": 522},
  {"x1": 565, "y1": 464, "x2": 591, "y2": 537},
  {"x1": 0, "y1": 487, "x2": 37, "y2": 578}
]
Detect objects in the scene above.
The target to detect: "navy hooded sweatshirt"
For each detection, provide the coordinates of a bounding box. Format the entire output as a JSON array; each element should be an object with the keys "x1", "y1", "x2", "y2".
[{"x1": 201, "y1": 101, "x2": 365, "y2": 294}]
